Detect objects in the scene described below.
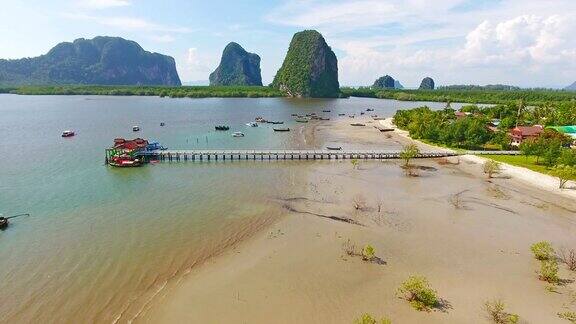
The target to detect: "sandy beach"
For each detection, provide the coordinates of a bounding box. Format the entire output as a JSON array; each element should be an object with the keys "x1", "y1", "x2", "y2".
[{"x1": 136, "y1": 115, "x2": 576, "y2": 323}]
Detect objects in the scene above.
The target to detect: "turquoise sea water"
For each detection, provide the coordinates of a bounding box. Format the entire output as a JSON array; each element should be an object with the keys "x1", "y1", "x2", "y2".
[{"x1": 0, "y1": 95, "x2": 455, "y2": 323}]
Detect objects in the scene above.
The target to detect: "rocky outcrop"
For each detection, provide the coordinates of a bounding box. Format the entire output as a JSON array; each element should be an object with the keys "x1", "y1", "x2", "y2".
[
  {"x1": 209, "y1": 42, "x2": 262, "y2": 86},
  {"x1": 394, "y1": 80, "x2": 404, "y2": 89},
  {"x1": 373, "y1": 75, "x2": 395, "y2": 89},
  {"x1": 0, "y1": 36, "x2": 181, "y2": 86},
  {"x1": 273, "y1": 30, "x2": 339, "y2": 98},
  {"x1": 419, "y1": 77, "x2": 435, "y2": 90},
  {"x1": 565, "y1": 81, "x2": 576, "y2": 91}
]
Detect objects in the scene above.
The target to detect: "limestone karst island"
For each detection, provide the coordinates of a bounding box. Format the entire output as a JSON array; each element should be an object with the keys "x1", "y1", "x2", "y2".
[{"x1": 1, "y1": 1, "x2": 576, "y2": 324}]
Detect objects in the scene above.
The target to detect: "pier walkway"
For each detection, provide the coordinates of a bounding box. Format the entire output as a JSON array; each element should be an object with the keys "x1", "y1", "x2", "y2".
[{"x1": 136, "y1": 149, "x2": 520, "y2": 162}]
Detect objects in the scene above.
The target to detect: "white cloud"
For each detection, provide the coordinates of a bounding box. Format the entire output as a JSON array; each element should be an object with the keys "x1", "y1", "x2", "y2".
[
  {"x1": 456, "y1": 15, "x2": 576, "y2": 66},
  {"x1": 77, "y1": 0, "x2": 131, "y2": 10},
  {"x1": 63, "y1": 13, "x2": 192, "y2": 33}
]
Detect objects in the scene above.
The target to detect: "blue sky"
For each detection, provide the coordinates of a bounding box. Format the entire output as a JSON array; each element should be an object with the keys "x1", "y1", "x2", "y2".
[{"x1": 1, "y1": 0, "x2": 576, "y2": 88}]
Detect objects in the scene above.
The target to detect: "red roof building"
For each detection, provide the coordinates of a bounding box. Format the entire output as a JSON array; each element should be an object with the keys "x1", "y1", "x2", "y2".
[
  {"x1": 113, "y1": 138, "x2": 149, "y2": 151},
  {"x1": 510, "y1": 126, "x2": 543, "y2": 146}
]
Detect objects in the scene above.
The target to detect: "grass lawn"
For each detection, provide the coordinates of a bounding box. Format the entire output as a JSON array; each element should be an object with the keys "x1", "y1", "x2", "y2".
[{"x1": 478, "y1": 154, "x2": 555, "y2": 176}]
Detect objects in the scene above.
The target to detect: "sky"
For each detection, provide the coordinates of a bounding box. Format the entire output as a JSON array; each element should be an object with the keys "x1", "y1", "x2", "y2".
[{"x1": 1, "y1": 0, "x2": 576, "y2": 88}]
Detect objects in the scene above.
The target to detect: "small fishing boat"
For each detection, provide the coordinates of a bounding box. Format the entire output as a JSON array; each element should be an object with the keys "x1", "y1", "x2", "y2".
[
  {"x1": 322, "y1": 110, "x2": 331, "y2": 113},
  {"x1": 291, "y1": 113, "x2": 298, "y2": 117},
  {"x1": 366, "y1": 108, "x2": 374, "y2": 112},
  {"x1": 372, "y1": 117, "x2": 386, "y2": 120},
  {"x1": 61, "y1": 130, "x2": 75, "y2": 137},
  {"x1": 338, "y1": 113, "x2": 345, "y2": 116},
  {"x1": 160, "y1": 122, "x2": 166, "y2": 126},
  {"x1": 0, "y1": 213, "x2": 30, "y2": 230},
  {"x1": 246, "y1": 122, "x2": 259, "y2": 127},
  {"x1": 273, "y1": 128, "x2": 290, "y2": 132},
  {"x1": 348, "y1": 115, "x2": 355, "y2": 118},
  {"x1": 360, "y1": 112, "x2": 365, "y2": 115},
  {"x1": 232, "y1": 132, "x2": 245, "y2": 137},
  {"x1": 268, "y1": 121, "x2": 284, "y2": 125},
  {"x1": 326, "y1": 146, "x2": 342, "y2": 150},
  {"x1": 109, "y1": 155, "x2": 143, "y2": 167},
  {"x1": 319, "y1": 117, "x2": 330, "y2": 121},
  {"x1": 350, "y1": 123, "x2": 366, "y2": 127},
  {"x1": 295, "y1": 119, "x2": 309, "y2": 123},
  {"x1": 215, "y1": 125, "x2": 230, "y2": 131},
  {"x1": 255, "y1": 117, "x2": 267, "y2": 123},
  {"x1": 132, "y1": 125, "x2": 140, "y2": 132}
]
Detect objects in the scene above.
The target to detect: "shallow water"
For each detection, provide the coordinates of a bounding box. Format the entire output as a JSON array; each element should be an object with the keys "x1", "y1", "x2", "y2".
[{"x1": 0, "y1": 95, "x2": 459, "y2": 323}]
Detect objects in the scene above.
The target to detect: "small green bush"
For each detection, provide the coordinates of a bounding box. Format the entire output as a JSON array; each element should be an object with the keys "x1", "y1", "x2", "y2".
[
  {"x1": 397, "y1": 276, "x2": 439, "y2": 311},
  {"x1": 539, "y1": 259, "x2": 560, "y2": 283},
  {"x1": 558, "y1": 311, "x2": 576, "y2": 323},
  {"x1": 484, "y1": 299, "x2": 519, "y2": 323},
  {"x1": 362, "y1": 245, "x2": 376, "y2": 261},
  {"x1": 531, "y1": 241, "x2": 555, "y2": 261},
  {"x1": 353, "y1": 313, "x2": 391, "y2": 324}
]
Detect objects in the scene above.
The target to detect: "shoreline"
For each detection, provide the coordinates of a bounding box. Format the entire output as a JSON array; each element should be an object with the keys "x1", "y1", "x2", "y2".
[
  {"x1": 136, "y1": 115, "x2": 576, "y2": 323},
  {"x1": 379, "y1": 118, "x2": 576, "y2": 199}
]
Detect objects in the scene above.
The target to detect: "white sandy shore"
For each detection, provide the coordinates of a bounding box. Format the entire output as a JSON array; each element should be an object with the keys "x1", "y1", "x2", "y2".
[{"x1": 380, "y1": 118, "x2": 576, "y2": 199}]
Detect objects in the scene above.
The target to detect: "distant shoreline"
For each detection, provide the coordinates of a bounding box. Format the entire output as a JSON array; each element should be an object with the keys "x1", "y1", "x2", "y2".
[{"x1": 2, "y1": 85, "x2": 576, "y2": 105}]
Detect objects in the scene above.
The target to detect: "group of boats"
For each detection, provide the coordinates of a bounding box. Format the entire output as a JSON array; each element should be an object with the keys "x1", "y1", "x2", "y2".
[{"x1": 62, "y1": 122, "x2": 169, "y2": 138}]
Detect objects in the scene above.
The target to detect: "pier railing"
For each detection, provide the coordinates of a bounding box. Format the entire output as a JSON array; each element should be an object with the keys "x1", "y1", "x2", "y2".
[{"x1": 130, "y1": 149, "x2": 520, "y2": 163}]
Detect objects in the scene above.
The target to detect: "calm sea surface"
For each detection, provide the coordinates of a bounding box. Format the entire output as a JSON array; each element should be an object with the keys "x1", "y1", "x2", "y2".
[{"x1": 0, "y1": 95, "x2": 458, "y2": 323}]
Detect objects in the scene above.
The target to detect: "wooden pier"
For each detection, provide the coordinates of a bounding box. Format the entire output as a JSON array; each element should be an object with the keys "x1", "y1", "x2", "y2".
[{"x1": 133, "y1": 149, "x2": 520, "y2": 163}]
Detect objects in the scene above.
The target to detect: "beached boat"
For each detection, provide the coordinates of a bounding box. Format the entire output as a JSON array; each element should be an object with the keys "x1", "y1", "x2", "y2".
[
  {"x1": 375, "y1": 127, "x2": 394, "y2": 132},
  {"x1": 326, "y1": 146, "x2": 342, "y2": 150},
  {"x1": 322, "y1": 110, "x2": 331, "y2": 113},
  {"x1": 360, "y1": 112, "x2": 365, "y2": 115},
  {"x1": 350, "y1": 123, "x2": 366, "y2": 126},
  {"x1": 295, "y1": 119, "x2": 309, "y2": 123},
  {"x1": 215, "y1": 125, "x2": 230, "y2": 131},
  {"x1": 372, "y1": 117, "x2": 386, "y2": 120},
  {"x1": 338, "y1": 113, "x2": 345, "y2": 116},
  {"x1": 319, "y1": 117, "x2": 330, "y2": 121},
  {"x1": 232, "y1": 132, "x2": 245, "y2": 137},
  {"x1": 246, "y1": 122, "x2": 259, "y2": 127},
  {"x1": 348, "y1": 115, "x2": 355, "y2": 118},
  {"x1": 61, "y1": 130, "x2": 75, "y2": 137},
  {"x1": 366, "y1": 108, "x2": 374, "y2": 111},
  {"x1": 273, "y1": 128, "x2": 290, "y2": 132}
]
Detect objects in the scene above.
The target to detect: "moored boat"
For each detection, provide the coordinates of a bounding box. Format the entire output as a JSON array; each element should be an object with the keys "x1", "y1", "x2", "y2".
[
  {"x1": 273, "y1": 128, "x2": 290, "y2": 132},
  {"x1": 322, "y1": 110, "x2": 331, "y2": 112},
  {"x1": 132, "y1": 125, "x2": 140, "y2": 132},
  {"x1": 0, "y1": 217, "x2": 7, "y2": 230},
  {"x1": 109, "y1": 155, "x2": 143, "y2": 167},
  {"x1": 268, "y1": 121, "x2": 284, "y2": 125},
  {"x1": 295, "y1": 119, "x2": 309, "y2": 123},
  {"x1": 61, "y1": 130, "x2": 75, "y2": 137},
  {"x1": 160, "y1": 122, "x2": 165, "y2": 126},
  {"x1": 246, "y1": 122, "x2": 259, "y2": 127},
  {"x1": 366, "y1": 108, "x2": 374, "y2": 111},
  {"x1": 215, "y1": 125, "x2": 230, "y2": 131},
  {"x1": 375, "y1": 127, "x2": 394, "y2": 132},
  {"x1": 232, "y1": 132, "x2": 245, "y2": 137},
  {"x1": 338, "y1": 113, "x2": 345, "y2": 116}
]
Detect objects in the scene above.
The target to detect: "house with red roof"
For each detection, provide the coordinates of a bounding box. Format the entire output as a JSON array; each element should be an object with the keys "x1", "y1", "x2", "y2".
[{"x1": 510, "y1": 125, "x2": 543, "y2": 146}]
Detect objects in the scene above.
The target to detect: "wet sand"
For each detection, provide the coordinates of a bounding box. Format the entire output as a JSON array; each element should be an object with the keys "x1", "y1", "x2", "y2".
[{"x1": 137, "y1": 116, "x2": 576, "y2": 323}]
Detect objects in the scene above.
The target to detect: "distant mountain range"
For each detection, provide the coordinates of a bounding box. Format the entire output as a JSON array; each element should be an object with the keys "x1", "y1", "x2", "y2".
[
  {"x1": 565, "y1": 81, "x2": 576, "y2": 91},
  {"x1": 0, "y1": 36, "x2": 181, "y2": 86}
]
